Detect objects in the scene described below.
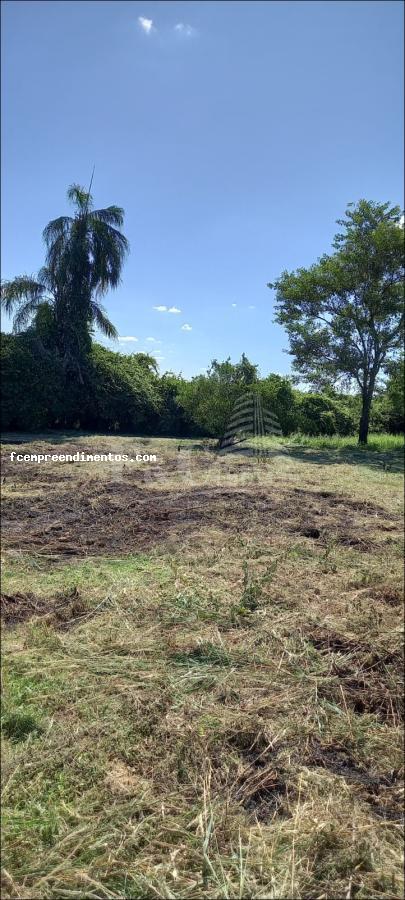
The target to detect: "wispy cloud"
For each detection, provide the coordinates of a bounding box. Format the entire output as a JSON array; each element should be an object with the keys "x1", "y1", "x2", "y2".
[
  {"x1": 118, "y1": 336, "x2": 138, "y2": 342},
  {"x1": 174, "y1": 23, "x2": 196, "y2": 37},
  {"x1": 181, "y1": 323, "x2": 192, "y2": 331},
  {"x1": 248, "y1": 305, "x2": 256, "y2": 309},
  {"x1": 231, "y1": 303, "x2": 237, "y2": 308},
  {"x1": 146, "y1": 337, "x2": 161, "y2": 343},
  {"x1": 168, "y1": 306, "x2": 181, "y2": 314},
  {"x1": 138, "y1": 16, "x2": 154, "y2": 35},
  {"x1": 153, "y1": 305, "x2": 168, "y2": 312}
]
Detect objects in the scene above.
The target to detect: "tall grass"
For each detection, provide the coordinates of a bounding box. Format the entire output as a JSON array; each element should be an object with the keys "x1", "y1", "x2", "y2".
[
  {"x1": 286, "y1": 432, "x2": 404, "y2": 451},
  {"x1": 254, "y1": 432, "x2": 404, "y2": 452}
]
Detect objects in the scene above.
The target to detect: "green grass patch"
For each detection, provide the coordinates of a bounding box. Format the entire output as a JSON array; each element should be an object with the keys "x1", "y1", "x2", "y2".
[
  {"x1": 0, "y1": 552, "x2": 171, "y2": 599},
  {"x1": 171, "y1": 641, "x2": 231, "y2": 667},
  {"x1": 285, "y1": 431, "x2": 404, "y2": 452},
  {"x1": 1, "y1": 710, "x2": 44, "y2": 742},
  {"x1": 251, "y1": 431, "x2": 404, "y2": 452}
]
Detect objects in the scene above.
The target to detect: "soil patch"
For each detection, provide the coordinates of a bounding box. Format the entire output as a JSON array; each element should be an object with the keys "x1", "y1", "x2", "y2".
[
  {"x1": 223, "y1": 730, "x2": 292, "y2": 822},
  {"x1": 1, "y1": 587, "x2": 88, "y2": 629},
  {"x1": 306, "y1": 740, "x2": 404, "y2": 822},
  {"x1": 1, "y1": 469, "x2": 400, "y2": 559},
  {"x1": 370, "y1": 585, "x2": 403, "y2": 607},
  {"x1": 306, "y1": 627, "x2": 404, "y2": 724}
]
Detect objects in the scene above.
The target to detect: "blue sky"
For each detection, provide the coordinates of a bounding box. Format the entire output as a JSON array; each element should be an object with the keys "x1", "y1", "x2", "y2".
[{"x1": 2, "y1": 0, "x2": 404, "y2": 378}]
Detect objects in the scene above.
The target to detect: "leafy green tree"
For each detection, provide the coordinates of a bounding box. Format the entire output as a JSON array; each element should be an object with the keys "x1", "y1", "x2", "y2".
[
  {"x1": 0, "y1": 335, "x2": 161, "y2": 433},
  {"x1": 256, "y1": 374, "x2": 297, "y2": 435},
  {"x1": 269, "y1": 201, "x2": 404, "y2": 443},
  {"x1": 177, "y1": 376, "x2": 231, "y2": 438},
  {"x1": 177, "y1": 355, "x2": 259, "y2": 439},
  {"x1": 208, "y1": 353, "x2": 259, "y2": 385},
  {"x1": 157, "y1": 373, "x2": 195, "y2": 436},
  {"x1": 1, "y1": 184, "x2": 129, "y2": 379},
  {"x1": 130, "y1": 353, "x2": 160, "y2": 375},
  {"x1": 88, "y1": 345, "x2": 160, "y2": 432}
]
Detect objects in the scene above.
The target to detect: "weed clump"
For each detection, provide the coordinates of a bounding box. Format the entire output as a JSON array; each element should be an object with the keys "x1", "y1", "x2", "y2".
[
  {"x1": 2, "y1": 710, "x2": 43, "y2": 742},
  {"x1": 172, "y1": 641, "x2": 231, "y2": 667}
]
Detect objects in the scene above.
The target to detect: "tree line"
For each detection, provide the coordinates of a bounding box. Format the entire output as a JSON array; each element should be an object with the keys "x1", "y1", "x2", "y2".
[
  {"x1": 1, "y1": 187, "x2": 404, "y2": 442},
  {"x1": 1, "y1": 337, "x2": 403, "y2": 439}
]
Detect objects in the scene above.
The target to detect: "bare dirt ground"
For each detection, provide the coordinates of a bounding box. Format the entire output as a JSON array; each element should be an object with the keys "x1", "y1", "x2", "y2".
[{"x1": 1, "y1": 442, "x2": 402, "y2": 558}]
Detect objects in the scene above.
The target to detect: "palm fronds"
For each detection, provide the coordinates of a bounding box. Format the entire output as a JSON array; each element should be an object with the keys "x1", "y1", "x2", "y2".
[
  {"x1": 4, "y1": 183, "x2": 129, "y2": 357},
  {"x1": 67, "y1": 183, "x2": 93, "y2": 212},
  {"x1": 89, "y1": 302, "x2": 119, "y2": 339},
  {"x1": 42, "y1": 216, "x2": 73, "y2": 250},
  {"x1": 89, "y1": 218, "x2": 129, "y2": 293},
  {"x1": 92, "y1": 206, "x2": 126, "y2": 228},
  {"x1": 1, "y1": 275, "x2": 48, "y2": 315}
]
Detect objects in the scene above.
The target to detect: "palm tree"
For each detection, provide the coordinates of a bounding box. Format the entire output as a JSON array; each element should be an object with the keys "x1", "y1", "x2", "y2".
[{"x1": 1, "y1": 183, "x2": 129, "y2": 373}]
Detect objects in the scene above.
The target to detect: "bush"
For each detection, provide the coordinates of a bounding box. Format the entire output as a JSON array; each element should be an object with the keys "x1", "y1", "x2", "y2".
[
  {"x1": 296, "y1": 393, "x2": 356, "y2": 436},
  {"x1": 1, "y1": 333, "x2": 64, "y2": 430},
  {"x1": 0, "y1": 336, "x2": 161, "y2": 434},
  {"x1": 175, "y1": 356, "x2": 260, "y2": 439},
  {"x1": 256, "y1": 375, "x2": 297, "y2": 435},
  {"x1": 157, "y1": 374, "x2": 196, "y2": 436},
  {"x1": 88, "y1": 345, "x2": 160, "y2": 433}
]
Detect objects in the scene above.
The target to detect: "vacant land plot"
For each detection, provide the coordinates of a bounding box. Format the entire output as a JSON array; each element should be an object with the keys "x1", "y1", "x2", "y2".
[{"x1": 1, "y1": 434, "x2": 404, "y2": 899}]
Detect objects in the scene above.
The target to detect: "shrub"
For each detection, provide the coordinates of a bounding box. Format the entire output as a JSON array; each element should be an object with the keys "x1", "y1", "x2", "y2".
[
  {"x1": 1, "y1": 333, "x2": 64, "y2": 430},
  {"x1": 296, "y1": 393, "x2": 356, "y2": 436}
]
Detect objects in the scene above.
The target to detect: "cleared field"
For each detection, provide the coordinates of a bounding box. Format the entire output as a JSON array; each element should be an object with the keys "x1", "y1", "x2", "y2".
[{"x1": 1, "y1": 434, "x2": 404, "y2": 899}]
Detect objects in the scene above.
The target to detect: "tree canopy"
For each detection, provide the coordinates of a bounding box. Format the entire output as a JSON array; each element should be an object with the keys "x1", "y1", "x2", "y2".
[{"x1": 269, "y1": 200, "x2": 404, "y2": 443}]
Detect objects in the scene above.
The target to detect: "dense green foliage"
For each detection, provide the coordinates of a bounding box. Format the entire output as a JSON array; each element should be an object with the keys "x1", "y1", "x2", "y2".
[
  {"x1": 269, "y1": 200, "x2": 404, "y2": 443},
  {"x1": 294, "y1": 393, "x2": 357, "y2": 437},
  {"x1": 1, "y1": 333, "x2": 64, "y2": 431},
  {"x1": 0, "y1": 335, "x2": 159, "y2": 433},
  {"x1": 1, "y1": 337, "x2": 402, "y2": 438}
]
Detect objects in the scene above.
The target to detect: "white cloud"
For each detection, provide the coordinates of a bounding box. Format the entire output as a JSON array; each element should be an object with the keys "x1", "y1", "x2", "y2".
[
  {"x1": 174, "y1": 23, "x2": 196, "y2": 37},
  {"x1": 118, "y1": 336, "x2": 138, "y2": 342},
  {"x1": 248, "y1": 305, "x2": 256, "y2": 309},
  {"x1": 231, "y1": 303, "x2": 237, "y2": 308},
  {"x1": 152, "y1": 304, "x2": 181, "y2": 314},
  {"x1": 138, "y1": 16, "x2": 154, "y2": 34},
  {"x1": 181, "y1": 323, "x2": 192, "y2": 331},
  {"x1": 146, "y1": 337, "x2": 161, "y2": 343}
]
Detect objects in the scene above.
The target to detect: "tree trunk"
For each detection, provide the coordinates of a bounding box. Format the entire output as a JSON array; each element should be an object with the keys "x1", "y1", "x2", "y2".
[
  {"x1": 358, "y1": 398, "x2": 370, "y2": 444},
  {"x1": 358, "y1": 384, "x2": 375, "y2": 445}
]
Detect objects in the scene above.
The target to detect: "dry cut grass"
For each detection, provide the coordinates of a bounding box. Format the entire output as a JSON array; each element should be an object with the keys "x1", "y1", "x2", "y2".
[{"x1": 1, "y1": 434, "x2": 404, "y2": 899}]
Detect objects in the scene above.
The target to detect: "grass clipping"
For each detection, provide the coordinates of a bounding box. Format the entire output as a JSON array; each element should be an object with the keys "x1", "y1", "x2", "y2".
[{"x1": 1, "y1": 435, "x2": 404, "y2": 899}]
